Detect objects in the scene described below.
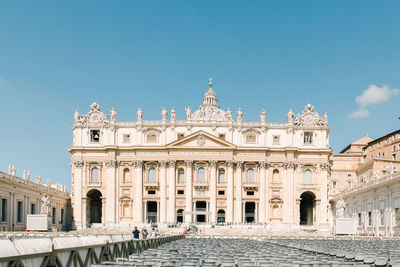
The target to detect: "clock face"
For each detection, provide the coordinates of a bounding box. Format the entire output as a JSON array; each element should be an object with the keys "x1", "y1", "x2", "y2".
[{"x1": 303, "y1": 114, "x2": 316, "y2": 125}]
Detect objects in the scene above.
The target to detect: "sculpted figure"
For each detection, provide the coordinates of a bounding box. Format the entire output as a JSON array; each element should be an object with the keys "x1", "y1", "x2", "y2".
[
  {"x1": 40, "y1": 194, "x2": 51, "y2": 215},
  {"x1": 11, "y1": 166, "x2": 16, "y2": 176},
  {"x1": 260, "y1": 109, "x2": 266, "y2": 123},
  {"x1": 226, "y1": 108, "x2": 232, "y2": 121},
  {"x1": 161, "y1": 107, "x2": 168, "y2": 121},
  {"x1": 185, "y1": 106, "x2": 191, "y2": 120},
  {"x1": 335, "y1": 197, "x2": 347, "y2": 219},
  {"x1": 171, "y1": 107, "x2": 176, "y2": 121},
  {"x1": 8, "y1": 165, "x2": 11, "y2": 175},
  {"x1": 137, "y1": 108, "x2": 143, "y2": 121},
  {"x1": 237, "y1": 108, "x2": 243, "y2": 123},
  {"x1": 110, "y1": 108, "x2": 116, "y2": 122},
  {"x1": 287, "y1": 108, "x2": 294, "y2": 123},
  {"x1": 74, "y1": 109, "x2": 80, "y2": 123},
  {"x1": 23, "y1": 170, "x2": 27, "y2": 180},
  {"x1": 36, "y1": 176, "x2": 41, "y2": 184}
]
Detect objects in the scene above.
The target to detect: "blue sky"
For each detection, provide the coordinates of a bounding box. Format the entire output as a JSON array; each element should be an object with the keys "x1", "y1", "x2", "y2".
[{"x1": 0, "y1": 1, "x2": 399, "y2": 191}]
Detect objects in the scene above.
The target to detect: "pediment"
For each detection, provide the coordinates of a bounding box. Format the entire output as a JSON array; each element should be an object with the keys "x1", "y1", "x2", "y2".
[{"x1": 166, "y1": 130, "x2": 236, "y2": 149}]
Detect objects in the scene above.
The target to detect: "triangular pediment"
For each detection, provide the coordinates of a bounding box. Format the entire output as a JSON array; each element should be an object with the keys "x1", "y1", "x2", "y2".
[{"x1": 166, "y1": 130, "x2": 236, "y2": 149}]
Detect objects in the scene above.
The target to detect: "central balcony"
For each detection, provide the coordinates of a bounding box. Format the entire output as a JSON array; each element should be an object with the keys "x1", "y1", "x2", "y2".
[
  {"x1": 243, "y1": 182, "x2": 259, "y2": 191},
  {"x1": 144, "y1": 181, "x2": 159, "y2": 190},
  {"x1": 193, "y1": 181, "x2": 208, "y2": 190}
]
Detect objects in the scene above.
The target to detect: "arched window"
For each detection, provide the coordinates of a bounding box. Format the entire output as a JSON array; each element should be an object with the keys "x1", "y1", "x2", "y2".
[
  {"x1": 218, "y1": 169, "x2": 225, "y2": 183},
  {"x1": 123, "y1": 168, "x2": 130, "y2": 183},
  {"x1": 272, "y1": 169, "x2": 280, "y2": 183},
  {"x1": 91, "y1": 167, "x2": 99, "y2": 183},
  {"x1": 178, "y1": 168, "x2": 185, "y2": 183},
  {"x1": 148, "y1": 168, "x2": 157, "y2": 183},
  {"x1": 246, "y1": 168, "x2": 255, "y2": 183},
  {"x1": 197, "y1": 167, "x2": 205, "y2": 182},
  {"x1": 304, "y1": 169, "x2": 312, "y2": 184}
]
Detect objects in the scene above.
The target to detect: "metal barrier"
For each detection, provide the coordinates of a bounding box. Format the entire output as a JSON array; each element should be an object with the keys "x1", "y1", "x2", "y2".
[{"x1": 0, "y1": 235, "x2": 184, "y2": 267}]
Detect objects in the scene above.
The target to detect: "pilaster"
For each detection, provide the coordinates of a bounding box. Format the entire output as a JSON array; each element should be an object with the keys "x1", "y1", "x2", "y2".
[
  {"x1": 159, "y1": 161, "x2": 167, "y2": 223},
  {"x1": 209, "y1": 160, "x2": 217, "y2": 223},
  {"x1": 167, "y1": 160, "x2": 176, "y2": 223},
  {"x1": 235, "y1": 161, "x2": 243, "y2": 223},
  {"x1": 226, "y1": 161, "x2": 234, "y2": 223},
  {"x1": 185, "y1": 160, "x2": 193, "y2": 223},
  {"x1": 134, "y1": 160, "x2": 143, "y2": 222}
]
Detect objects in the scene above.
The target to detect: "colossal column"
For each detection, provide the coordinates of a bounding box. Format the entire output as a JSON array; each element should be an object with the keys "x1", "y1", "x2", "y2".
[
  {"x1": 319, "y1": 163, "x2": 329, "y2": 226},
  {"x1": 185, "y1": 160, "x2": 193, "y2": 223},
  {"x1": 134, "y1": 160, "x2": 143, "y2": 222},
  {"x1": 167, "y1": 161, "x2": 176, "y2": 223},
  {"x1": 235, "y1": 161, "x2": 243, "y2": 223},
  {"x1": 226, "y1": 161, "x2": 234, "y2": 223},
  {"x1": 285, "y1": 162, "x2": 295, "y2": 224},
  {"x1": 159, "y1": 161, "x2": 167, "y2": 223},
  {"x1": 72, "y1": 161, "x2": 84, "y2": 229},
  {"x1": 209, "y1": 161, "x2": 217, "y2": 223},
  {"x1": 105, "y1": 160, "x2": 117, "y2": 224},
  {"x1": 259, "y1": 161, "x2": 267, "y2": 223}
]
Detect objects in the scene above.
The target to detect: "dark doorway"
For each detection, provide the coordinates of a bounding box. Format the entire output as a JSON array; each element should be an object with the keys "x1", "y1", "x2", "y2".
[
  {"x1": 196, "y1": 201, "x2": 207, "y2": 223},
  {"x1": 87, "y1": 189, "x2": 102, "y2": 224},
  {"x1": 217, "y1": 209, "x2": 225, "y2": 223},
  {"x1": 245, "y1": 202, "x2": 256, "y2": 223},
  {"x1": 146, "y1": 201, "x2": 158, "y2": 223},
  {"x1": 177, "y1": 209, "x2": 184, "y2": 223},
  {"x1": 300, "y1": 191, "x2": 316, "y2": 225}
]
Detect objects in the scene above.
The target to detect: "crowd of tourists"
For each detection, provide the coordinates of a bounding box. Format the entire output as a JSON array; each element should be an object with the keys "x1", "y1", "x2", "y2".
[{"x1": 132, "y1": 227, "x2": 160, "y2": 240}]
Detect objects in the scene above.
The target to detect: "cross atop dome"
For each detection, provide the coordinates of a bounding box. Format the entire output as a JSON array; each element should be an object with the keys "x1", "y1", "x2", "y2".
[{"x1": 203, "y1": 78, "x2": 218, "y2": 107}]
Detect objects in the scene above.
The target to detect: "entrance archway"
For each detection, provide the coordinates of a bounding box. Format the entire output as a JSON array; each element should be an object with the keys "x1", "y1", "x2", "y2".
[
  {"x1": 217, "y1": 209, "x2": 225, "y2": 223},
  {"x1": 177, "y1": 209, "x2": 184, "y2": 223},
  {"x1": 87, "y1": 189, "x2": 102, "y2": 224},
  {"x1": 195, "y1": 201, "x2": 207, "y2": 222},
  {"x1": 300, "y1": 191, "x2": 316, "y2": 225},
  {"x1": 146, "y1": 201, "x2": 158, "y2": 223},
  {"x1": 245, "y1": 202, "x2": 256, "y2": 223}
]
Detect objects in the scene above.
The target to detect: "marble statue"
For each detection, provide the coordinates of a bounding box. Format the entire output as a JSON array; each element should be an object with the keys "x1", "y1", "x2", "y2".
[
  {"x1": 288, "y1": 108, "x2": 294, "y2": 123},
  {"x1": 260, "y1": 109, "x2": 266, "y2": 123},
  {"x1": 8, "y1": 165, "x2": 11, "y2": 175},
  {"x1": 171, "y1": 107, "x2": 176, "y2": 121},
  {"x1": 110, "y1": 108, "x2": 116, "y2": 122},
  {"x1": 23, "y1": 170, "x2": 27, "y2": 180},
  {"x1": 11, "y1": 166, "x2": 16, "y2": 176},
  {"x1": 40, "y1": 194, "x2": 51, "y2": 215},
  {"x1": 237, "y1": 108, "x2": 243, "y2": 123},
  {"x1": 74, "y1": 109, "x2": 80, "y2": 123},
  {"x1": 36, "y1": 176, "x2": 41, "y2": 184},
  {"x1": 226, "y1": 108, "x2": 232, "y2": 121},
  {"x1": 161, "y1": 107, "x2": 168, "y2": 121},
  {"x1": 137, "y1": 108, "x2": 143, "y2": 121},
  {"x1": 335, "y1": 197, "x2": 347, "y2": 219},
  {"x1": 185, "y1": 107, "x2": 191, "y2": 120}
]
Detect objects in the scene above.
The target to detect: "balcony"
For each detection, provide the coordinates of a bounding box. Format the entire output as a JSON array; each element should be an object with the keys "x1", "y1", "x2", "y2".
[
  {"x1": 143, "y1": 181, "x2": 159, "y2": 190},
  {"x1": 193, "y1": 181, "x2": 208, "y2": 189},
  {"x1": 243, "y1": 182, "x2": 259, "y2": 191}
]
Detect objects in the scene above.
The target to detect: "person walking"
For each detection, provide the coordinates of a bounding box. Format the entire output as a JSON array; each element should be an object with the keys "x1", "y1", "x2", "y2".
[{"x1": 142, "y1": 228, "x2": 148, "y2": 239}]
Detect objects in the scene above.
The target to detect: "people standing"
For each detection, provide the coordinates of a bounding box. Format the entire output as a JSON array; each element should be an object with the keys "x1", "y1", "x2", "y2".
[
  {"x1": 132, "y1": 226, "x2": 140, "y2": 240},
  {"x1": 150, "y1": 228, "x2": 156, "y2": 238},
  {"x1": 142, "y1": 228, "x2": 148, "y2": 239}
]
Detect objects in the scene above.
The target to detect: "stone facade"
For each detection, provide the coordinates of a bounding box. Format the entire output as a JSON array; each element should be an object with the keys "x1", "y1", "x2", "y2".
[
  {"x1": 69, "y1": 81, "x2": 331, "y2": 230},
  {"x1": 0, "y1": 168, "x2": 70, "y2": 231}
]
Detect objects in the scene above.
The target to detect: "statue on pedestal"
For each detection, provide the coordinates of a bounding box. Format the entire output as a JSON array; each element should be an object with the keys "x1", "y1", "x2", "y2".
[
  {"x1": 185, "y1": 107, "x2": 191, "y2": 120},
  {"x1": 226, "y1": 108, "x2": 232, "y2": 121},
  {"x1": 288, "y1": 108, "x2": 294, "y2": 123},
  {"x1": 110, "y1": 108, "x2": 116, "y2": 122},
  {"x1": 137, "y1": 108, "x2": 143, "y2": 122},
  {"x1": 335, "y1": 197, "x2": 347, "y2": 218},
  {"x1": 237, "y1": 108, "x2": 243, "y2": 123},
  {"x1": 161, "y1": 107, "x2": 168, "y2": 121},
  {"x1": 260, "y1": 109, "x2": 266, "y2": 123},
  {"x1": 171, "y1": 107, "x2": 176, "y2": 121},
  {"x1": 40, "y1": 194, "x2": 51, "y2": 215}
]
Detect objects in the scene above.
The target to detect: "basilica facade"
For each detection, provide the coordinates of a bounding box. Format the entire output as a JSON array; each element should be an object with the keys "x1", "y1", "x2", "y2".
[{"x1": 69, "y1": 81, "x2": 331, "y2": 230}]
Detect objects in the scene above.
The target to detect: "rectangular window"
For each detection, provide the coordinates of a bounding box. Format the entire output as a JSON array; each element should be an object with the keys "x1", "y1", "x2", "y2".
[
  {"x1": 377, "y1": 142, "x2": 381, "y2": 148},
  {"x1": 218, "y1": 190, "x2": 225, "y2": 196},
  {"x1": 218, "y1": 134, "x2": 225, "y2": 140},
  {"x1": 90, "y1": 130, "x2": 100, "y2": 142},
  {"x1": 177, "y1": 190, "x2": 184, "y2": 195},
  {"x1": 17, "y1": 201, "x2": 23, "y2": 223},
  {"x1": 245, "y1": 134, "x2": 256, "y2": 143},
  {"x1": 393, "y1": 154, "x2": 397, "y2": 161},
  {"x1": 52, "y1": 208, "x2": 56, "y2": 224},
  {"x1": 304, "y1": 132, "x2": 313, "y2": 145},
  {"x1": 61, "y1": 209, "x2": 64, "y2": 224},
  {"x1": 123, "y1": 134, "x2": 130, "y2": 143},
  {"x1": 332, "y1": 181, "x2": 336, "y2": 189},
  {"x1": 370, "y1": 145, "x2": 373, "y2": 151},
  {"x1": 385, "y1": 138, "x2": 389, "y2": 144},
  {"x1": 246, "y1": 191, "x2": 255, "y2": 196},
  {"x1": 146, "y1": 133, "x2": 157, "y2": 142},
  {"x1": 148, "y1": 190, "x2": 156, "y2": 195},
  {"x1": 347, "y1": 173, "x2": 352, "y2": 177},
  {"x1": 31, "y1": 203, "x2": 35, "y2": 214},
  {"x1": 1, "y1": 199, "x2": 7, "y2": 222},
  {"x1": 358, "y1": 213, "x2": 361, "y2": 225},
  {"x1": 178, "y1": 172, "x2": 185, "y2": 183}
]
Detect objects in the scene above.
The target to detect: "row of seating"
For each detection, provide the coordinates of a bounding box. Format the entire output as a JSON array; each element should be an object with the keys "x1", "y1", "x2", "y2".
[{"x1": 90, "y1": 237, "x2": 400, "y2": 266}]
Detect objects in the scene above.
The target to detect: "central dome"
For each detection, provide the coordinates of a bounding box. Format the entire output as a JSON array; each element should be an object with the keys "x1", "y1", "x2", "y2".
[{"x1": 191, "y1": 80, "x2": 230, "y2": 122}]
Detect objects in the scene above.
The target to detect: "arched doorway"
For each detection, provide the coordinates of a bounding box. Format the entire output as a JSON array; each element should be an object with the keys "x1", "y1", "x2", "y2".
[
  {"x1": 177, "y1": 209, "x2": 184, "y2": 223},
  {"x1": 300, "y1": 191, "x2": 316, "y2": 225},
  {"x1": 146, "y1": 201, "x2": 158, "y2": 223},
  {"x1": 217, "y1": 209, "x2": 225, "y2": 223},
  {"x1": 87, "y1": 189, "x2": 102, "y2": 224}
]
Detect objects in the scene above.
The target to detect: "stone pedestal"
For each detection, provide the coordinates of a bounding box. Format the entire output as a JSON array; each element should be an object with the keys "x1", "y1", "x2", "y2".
[
  {"x1": 27, "y1": 214, "x2": 51, "y2": 231},
  {"x1": 335, "y1": 218, "x2": 357, "y2": 235}
]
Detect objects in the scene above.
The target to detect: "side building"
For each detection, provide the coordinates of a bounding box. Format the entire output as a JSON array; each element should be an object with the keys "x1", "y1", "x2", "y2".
[
  {"x1": 331, "y1": 129, "x2": 400, "y2": 235},
  {"x1": 70, "y1": 81, "x2": 332, "y2": 230},
  {"x1": 0, "y1": 167, "x2": 71, "y2": 231}
]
